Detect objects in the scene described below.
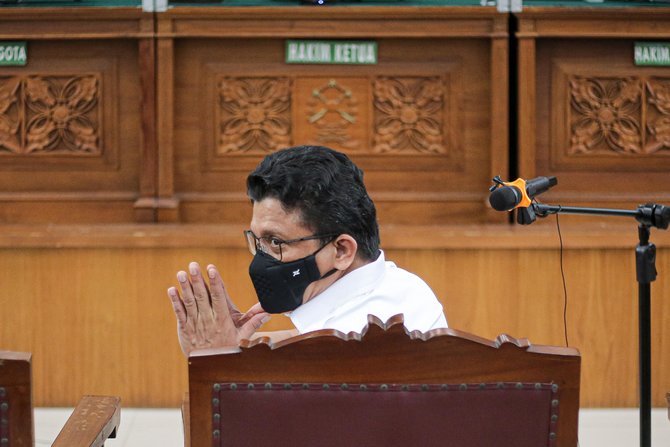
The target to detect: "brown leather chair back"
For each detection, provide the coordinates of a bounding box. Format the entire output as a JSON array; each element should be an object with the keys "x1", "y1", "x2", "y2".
[
  {"x1": 0, "y1": 351, "x2": 33, "y2": 447},
  {"x1": 187, "y1": 314, "x2": 581, "y2": 447}
]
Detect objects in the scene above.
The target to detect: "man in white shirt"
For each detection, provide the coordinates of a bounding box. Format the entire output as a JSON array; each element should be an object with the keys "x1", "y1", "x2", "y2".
[
  {"x1": 167, "y1": 145, "x2": 447, "y2": 356},
  {"x1": 290, "y1": 250, "x2": 446, "y2": 335}
]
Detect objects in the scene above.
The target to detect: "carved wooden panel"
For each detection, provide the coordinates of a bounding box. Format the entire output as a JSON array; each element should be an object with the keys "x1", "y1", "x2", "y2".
[
  {"x1": 550, "y1": 59, "x2": 670, "y2": 173},
  {"x1": 373, "y1": 76, "x2": 447, "y2": 155},
  {"x1": 294, "y1": 77, "x2": 367, "y2": 152},
  {"x1": 0, "y1": 74, "x2": 102, "y2": 157},
  {"x1": 520, "y1": 34, "x2": 670, "y2": 214},
  {"x1": 646, "y1": 78, "x2": 670, "y2": 154},
  {"x1": 172, "y1": 34, "x2": 502, "y2": 225},
  {"x1": 217, "y1": 77, "x2": 291, "y2": 155},
  {"x1": 202, "y1": 68, "x2": 456, "y2": 173},
  {"x1": 569, "y1": 76, "x2": 643, "y2": 156},
  {"x1": 0, "y1": 39, "x2": 143, "y2": 224},
  {"x1": 0, "y1": 57, "x2": 119, "y2": 172},
  {"x1": 566, "y1": 76, "x2": 670, "y2": 157}
]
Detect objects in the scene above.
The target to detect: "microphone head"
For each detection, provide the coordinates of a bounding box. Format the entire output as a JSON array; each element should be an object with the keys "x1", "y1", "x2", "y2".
[{"x1": 489, "y1": 186, "x2": 521, "y2": 211}]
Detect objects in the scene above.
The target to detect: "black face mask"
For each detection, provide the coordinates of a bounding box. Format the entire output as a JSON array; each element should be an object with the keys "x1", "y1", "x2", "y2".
[{"x1": 249, "y1": 243, "x2": 337, "y2": 314}]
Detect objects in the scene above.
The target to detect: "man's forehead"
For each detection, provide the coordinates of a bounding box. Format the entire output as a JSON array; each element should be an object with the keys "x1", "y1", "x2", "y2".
[{"x1": 250, "y1": 198, "x2": 308, "y2": 235}]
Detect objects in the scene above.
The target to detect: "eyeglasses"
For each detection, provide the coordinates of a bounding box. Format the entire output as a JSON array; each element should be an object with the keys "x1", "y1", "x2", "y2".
[{"x1": 244, "y1": 230, "x2": 337, "y2": 261}]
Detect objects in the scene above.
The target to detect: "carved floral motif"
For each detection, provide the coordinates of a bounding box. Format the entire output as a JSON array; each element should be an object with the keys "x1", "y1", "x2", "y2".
[
  {"x1": 373, "y1": 77, "x2": 446, "y2": 154},
  {"x1": 0, "y1": 77, "x2": 21, "y2": 154},
  {"x1": 568, "y1": 76, "x2": 670, "y2": 156},
  {"x1": 646, "y1": 78, "x2": 670, "y2": 154},
  {"x1": 218, "y1": 77, "x2": 291, "y2": 154},
  {"x1": 569, "y1": 77, "x2": 642, "y2": 155},
  {"x1": 0, "y1": 75, "x2": 101, "y2": 155},
  {"x1": 306, "y1": 79, "x2": 360, "y2": 149}
]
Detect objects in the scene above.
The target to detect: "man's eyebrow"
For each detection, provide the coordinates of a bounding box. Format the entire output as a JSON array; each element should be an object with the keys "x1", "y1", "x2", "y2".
[{"x1": 258, "y1": 229, "x2": 286, "y2": 240}]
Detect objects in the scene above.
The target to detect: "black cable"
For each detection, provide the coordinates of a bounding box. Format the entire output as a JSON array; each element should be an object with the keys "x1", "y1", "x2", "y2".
[
  {"x1": 555, "y1": 210, "x2": 569, "y2": 348},
  {"x1": 554, "y1": 208, "x2": 580, "y2": 447}
]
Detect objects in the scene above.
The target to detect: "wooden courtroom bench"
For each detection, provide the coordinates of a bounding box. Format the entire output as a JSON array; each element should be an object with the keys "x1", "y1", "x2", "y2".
[
  {"x1": 184, "y1": 314, "x2": 581, "y2": 447},
  {"x1": 0, "y1": 350, "x2": 120, "y2": 447}
]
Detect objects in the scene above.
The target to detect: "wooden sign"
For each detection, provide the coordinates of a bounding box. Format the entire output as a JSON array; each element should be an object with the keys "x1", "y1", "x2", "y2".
[
  {"x1": 634, "y1": 42, "x2": 670, "y2": 66},
  {"x1": 0, "y1": 42, "x2": 27, "y2": 66},
  {"x1": 286, "y1": 40, "x2": 377, "y2": 65}
]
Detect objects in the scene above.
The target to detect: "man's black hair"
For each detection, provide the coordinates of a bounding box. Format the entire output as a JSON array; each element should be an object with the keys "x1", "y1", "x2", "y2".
[{"x1": 247, "y1": 145, "x2": 380, "y2": 261}]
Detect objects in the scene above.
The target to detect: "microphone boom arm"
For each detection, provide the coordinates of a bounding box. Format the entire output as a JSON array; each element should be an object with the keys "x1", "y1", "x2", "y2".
[{"x1": 531, "y1": 202, "x2": 670, "y2": 230}]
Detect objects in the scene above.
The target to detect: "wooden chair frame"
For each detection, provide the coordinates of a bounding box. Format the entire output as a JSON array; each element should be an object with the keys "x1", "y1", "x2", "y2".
[
  {"x1": 0, "y1": 350, "x2": 120, "y2": 447},
  {"x1": 184, "y1": 314, "x2": 581, "y2": 447}
]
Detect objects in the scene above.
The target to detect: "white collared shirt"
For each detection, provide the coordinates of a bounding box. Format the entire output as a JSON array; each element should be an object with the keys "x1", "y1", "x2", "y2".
[{"x1": 289, "y1": 250, "x2": 448, "y2": 335}]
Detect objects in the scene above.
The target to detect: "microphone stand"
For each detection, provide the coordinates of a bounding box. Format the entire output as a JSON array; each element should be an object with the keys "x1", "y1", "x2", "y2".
[{"x1": 521, "y1": 202, "x2": 670, "y2": 447}]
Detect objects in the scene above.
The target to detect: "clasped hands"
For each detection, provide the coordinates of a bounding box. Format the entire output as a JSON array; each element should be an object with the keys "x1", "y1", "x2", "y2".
[{"x1": 167, "y1": 262, "x2": 271, "y2": 356}]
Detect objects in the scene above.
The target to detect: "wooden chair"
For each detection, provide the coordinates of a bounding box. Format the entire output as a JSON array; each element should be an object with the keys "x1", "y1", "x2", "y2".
[
  {"x1": 0, "y1": 350, "x2": 120, "y2": 447},
  {"x1": 184, "y1": 314, "x2": 581, "y2": 447}
]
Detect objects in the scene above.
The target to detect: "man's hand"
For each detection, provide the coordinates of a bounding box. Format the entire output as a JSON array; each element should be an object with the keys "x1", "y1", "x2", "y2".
[{"x1": 167, "y1": 262, "x2": 270, "y2": 356}]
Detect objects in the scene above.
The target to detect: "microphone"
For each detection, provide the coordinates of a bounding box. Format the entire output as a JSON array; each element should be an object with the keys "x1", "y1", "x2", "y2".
[{"x1": 489, "y1": 176, "x2": 558, "y2": 212}]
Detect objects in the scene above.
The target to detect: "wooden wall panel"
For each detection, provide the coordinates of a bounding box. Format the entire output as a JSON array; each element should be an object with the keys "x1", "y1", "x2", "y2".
[
  {"x1": 516, "y1": 8, "x2": 670, "y2": 219},
  {"x1": 159, "y1": 8, "x2": 508, "y2": 226},
  {"x1": 0, "y1": 8, "x2": 155, "y2": 224},
  {"x1": 1, "y1": 228, "x2": 669, "y2": 408}
]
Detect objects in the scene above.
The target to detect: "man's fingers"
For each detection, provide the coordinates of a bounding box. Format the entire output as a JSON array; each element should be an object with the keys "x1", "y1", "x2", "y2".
[
  {"x1": 245, "y1": 302, "x2": 266, "y2": 316},
  {"x1": 167, "y1": 287, "x2": 187, "y2": 327},
  {"x1": 206, "y1": 265, "x2": 232, "y2": 320},
  {"x1": 169, "y1": 286, "x2": 197, "y2": 357},
  {"x1": 207, "y1": 263, "x2": 242, "y2": 316},
  {"x1": 188, "y1": 262, "x2": 213, "y2": 317},
  {"x1": 238, "y1": 313, "x2": 271, "y2": 341},
  {"x1": 238, "y1": 302, "x2": 266, "y2": 326},
  {"x1": 176, "y1": 270, "x2": 198, "y2": 317}
]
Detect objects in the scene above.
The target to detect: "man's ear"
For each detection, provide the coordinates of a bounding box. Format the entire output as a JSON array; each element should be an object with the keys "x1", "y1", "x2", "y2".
[{"x1": 332, "y1": 234, "x2": 358, "y2": 271}]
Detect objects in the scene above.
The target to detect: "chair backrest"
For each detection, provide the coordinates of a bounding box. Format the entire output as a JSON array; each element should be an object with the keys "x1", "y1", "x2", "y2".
[
  {"x1": 0, "y1": 350, "x2": 33, "y2": 447},
  {"x1": 187, "y1": 314, "x2": 581, "y2": 447}
]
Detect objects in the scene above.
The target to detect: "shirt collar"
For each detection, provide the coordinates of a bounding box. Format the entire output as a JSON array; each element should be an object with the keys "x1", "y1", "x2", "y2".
[{"x1": 289, "y1": 250, "x2": 386, "y2": 334}]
